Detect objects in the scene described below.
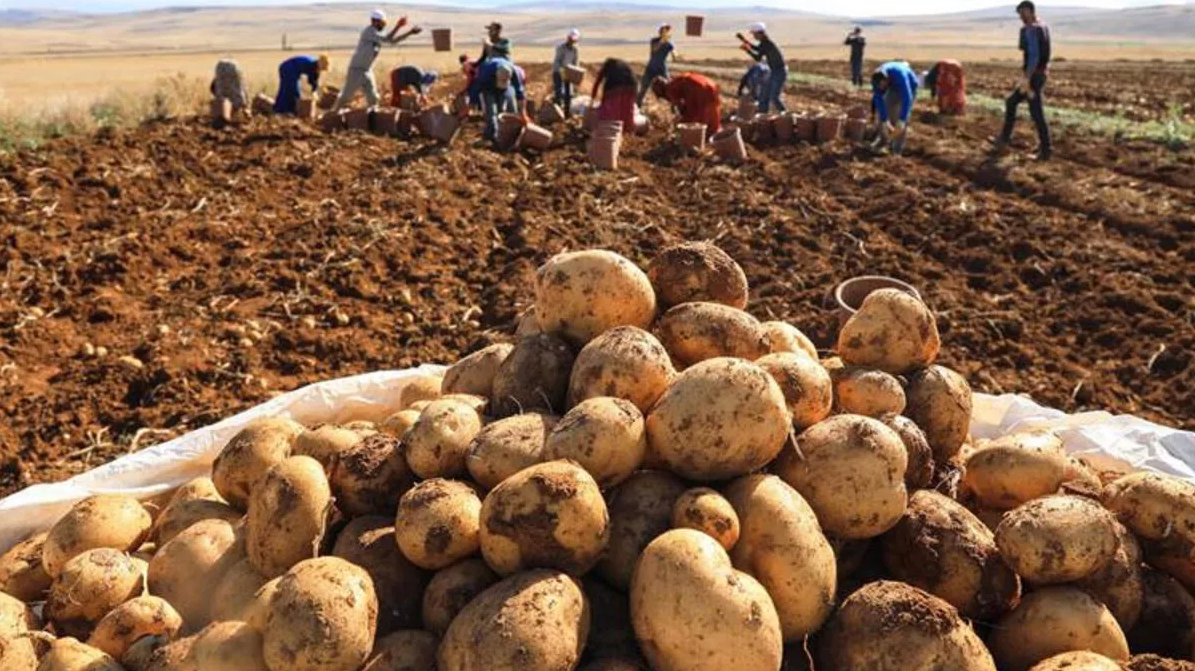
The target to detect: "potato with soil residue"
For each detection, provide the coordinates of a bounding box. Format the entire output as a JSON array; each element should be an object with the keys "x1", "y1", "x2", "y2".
[
  {"x1": 598, "y1": 471, "x2": 688, "y2": 590},
  {"x1": 43, "y1": 493, "x2": 152, "y2": 578},
  {"x1": 439, "y1": 569, "x2": 589, "y2": 671},
  {"x1": 332, "y1": 516, "x2": 428, "y2": 633},
  {"x1": 442, "y1": 343, "x2": 514, "y2": 398},
  {"x1": 672, "y1": 487, "x2": 740, "y2": 550},
  {"x1": 151, "y1": 493, "x2": 241, "y2": 547},
  {"x1": 964, "y1": 432, "x2": 1067, "y2": 509},
  {"x1": 0, "y1": 591, "x2": 37, "y2": 669},
  {"x1": 292, "y1": 424, "x2": 363, "y2": 470},
  {"x1": 399, "y1": 374, "x2": 443, "y2": 409},
  {"x1": 567, "y1": 326, "x2": 675, "y2": 413},
  {"x1": 534, "y1": 250, "x2": 657, "y2": 347},
  {"x1": 648, "y1": 241, "x2": 748, "y2": 310},
  {"x1": 1103, "y1": 472, "x2": 1195, "y2": 546},
  {"x1": 583, "y1": 575, "x2": 638, "y2": 661},
  {"x1": 755, "y1": 352, "x2": 832, "y2": 430},
  {"x1": 361, "y1": 630, "x2": 438, "y2": 671},
  {"x1": 1125, "y1": 656, "x2": 1195, "y2": 671},
  {"x1": 1127, "y1": 568, "x2": 1195, "y2": 661},
  {"x1": 405, "y1": 399, "x2": 484, "y2": 480},
  {"x1": 775, "y1": 414, "x2": 907, "y2": 540},
  {"x1": 395, "y1": 479, "x2": 482, "y2": 570},
  {"x1": 45, "y1": 548, "x2": 143, "y2": 639},
  {"x1": 379, "y1": 409, "x2": 421, "y2": 439},
  {"x1": 122, "y1": 634, "x2": 196, "y2": 671},
  {"x1": 490, "y1": 333, "x2": 576, "y2": 417},
  {"x1": 211, "y1": 417, "x2": 304, "y2": 510},
  {"x1": 631, "y1": 529, "x2": 783, "y2": 671},
  {"x1": 263, "y1": 557, "x2": 377, "y2": 671},
  {"x1": 831, "y1": 366, "x2": 906, "y2": 417},
  {"x1": 646, "y1": 357, "x2": 791, "y2": 481},
  {"x1": 1074, "y1": 521, "x2": 1144, "y2": 630},
  {"x1": 421, "y1": 558, "x2": 498, "y2": 636},
  {"x1": 38, "y1": 637, "x2": 123, "y2": 671},
  {"x1": 879, "y1": 413, "x2": 935, "y2": 489},
  {"x1": 654, "y1": 302, "x2": 769, "y2": 368},
  {"x1": 990, "y1": 587, "x2": 1130, "y2": 671},
  {"x1": 837, "y1": 288, "x2": 940, "y2": 374},
  {"x1": 760, "y1": 321, "x2": 818, "y2": 359},
  {"x1": 465, "y1": 413, "x2": 556, "y2": 490},
  {"x1": 479, "y1": 460, "x2": 609, "y2": 576},
  {"x1": 544, "y1": 397, "x2": 646, "y2": 488},
  {"x1": 87, "y1": 596, "x2": 182, "y2": 659},
  {"x1": 817, "y1": 581, "x2": 995, "y2": 671},
  {"x1": 995, "y1": 494, "x2": 1119, "y2": 583},
  {"x1": 246, "y1": 455, "x2": 331, "y2": 579},
  {"x1": 210, "y1": 558, "x2": 268, "y2": 623},
  {"x1": 905, "y1": 364, "x2": 973, "y2": 462},
  {"x1": 724, "y1": 475, "x2": 837, "y2": 641},
  {"x1": 0, "y1": 634, "x2": 38, "y2": 671},
  {"x1": 881, "y1": 490, "x2": 1021, "y2": 620},
  {"x1": 0, "y1": 531, "x2": 52, "y2": 602},
  {"x1": 1029, "y1": 652, "x2": 1124, "y2": 671},
  {"x1": 148, "y1": 518, "x2": 243, "y2": 632},
  {"x1": 329, "y1": 432, "x2": 412, "y2": 517},
  {"x1": 192, "y1": 620, "x2": 266, "y2": 671}
]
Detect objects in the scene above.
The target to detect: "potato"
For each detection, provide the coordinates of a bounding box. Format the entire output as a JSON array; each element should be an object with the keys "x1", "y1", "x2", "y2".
[
  {"x1": 535, "y1": 249, "x2": 657, "y2": 346},
  {"x1": 0, "y1": 531, "x2": 52, "y2": 602},
  {"x1": 88, "y1": 596, "x2": 182, "y2": 659},
  {"x1": 654, "y1": 302, "x2": 769, "y2": 368},
  {"x1": 209, "y1": 558, "x2": 268, "y2": 623},
  {"x1": 403, "y1": 400, "x2": 483, "y2": 480},
  {"x1": 479, "y1": 460, "x2": 609, "y2": 576},
  {"x1": 361, "y1": 630, "x2": 438, "y2": 671},
  {"x1": 399, "y1": 374, "x2": 443, "y2": 409},
  {"x1": 598, "y1": 471, "x2": 687, "y2": 590},
  {"x1": 990, "y1": 587, "x2": 1130, "y2": 671},
  {"x1": 379, "y1": 409, "x2": 421, "y2": 439},
  {"x1": 464, "y1": 413, "x2": 555, "y2": 490},
  {"x1": 817, "y1": 581, "x2": 995, "y2": 671},
  {"x1": 148, "y1": 517, "x2": 242, "y2": 632},
  {"x1": 775, "y1": 414, "x2": 908, "y2": 539},
  {"x1": 831, "y1": 366, "x2": 906, "y2": 417},
  {"x1": 881, "y1": 490, "x2": 1021, "y2": 619},
  {"x1": 263, "y1": 557, "x2": 377, "y2": 671},
  {"x1": 879, "y1": 413, "x2": 935, "y2": 489},
  {"x1": 672, "y1": 487, "x2": 740, "y2": 551},
  {"x1": 0, "y1": 634, "x2": 37, "y2": 671},
  {"x1": 37, "y1": 637, "x2": 122, "y2": 671},
  {"x1": 332, "y1": 516, "x2": 429, "y2": 633},
  {"x1": 1062, "y1": 456, "x2": 1104, "y2": 494},
  {"x1": 964, "y1": 432, "x2": 1067, "y2": 509},
  {"x1": 329, "y1": 433, "x2": 412, "y2": 517},
  {"x1": 544, "y1": 397, "x2": 646, "y2": 488},
  {"x1": 439, "y1": 569, "x2": 589, "y2": 671},
  {"x1": 515, "y1": 307, "x2": 542, "y2": 337},
  {"x1": 439, "y1": 393, "x2": 489, "y2": 415},
  {"x1": 246, "y1": 456, "x2": 331, "y2": 579},
  {"x1": 342, "y1": 420, "x2": 378, "y2": 435},
  {"x1": 43, "y1": 494, "x2": 152, "y2": 578},
  {"x1": 567, "y1": 326, "x2": 675, "y2": 413},
  {"x1": 647, "y1": 241, "x2": 748, "y2": 310},
  {"x1": 755, "y1": 352, "x2": 832, "y2": 430},
  {"x1": 211, "y1": 417, "x2": 304, "y2": 510},
  {"x1": 1074, "y1": 521, "x2": 1145, "y2": 630},
  {"x1": 244, "y1": 578, "x2": 281, "y2": 633},
  {"x1": 646, "y1": 357, "x2": 791, "y2": 481},
  {"x1": 0, "y1": 589, "x2": 36, "y2": 634},
  {"x1": 1141, "y1": 542, "x2": 1195, "y2": 592},
  {"x1": 490, "y1": 334, "x2": 576, "y2": 417},
  {"x1": 760, "y1": 321, "x2": 818, "y2": 359},
  {"x1": 995, "y1": 495, "x2": 1119, "y2": 583},
  {"x1": 192, "y1": 621, "x2": 266, "y2": 671},
  {"x1": 724, "y1": 475, "x2": 837, "y2": 640},
  {"x1": 45, "y1": 548, "x2": 143, "y2": 638},
  {"x1": 151, "y1": 499, "x2": 241, "y2": 547},
  {"x1": 1127, "y1": 567, "x2": 1195, "y2": 660},
  {"x1": 1029, "y1": 652, "x2": 1124, "y2": 671},
  {"x1": 443, "y1": 343, "x2": 514, "y2": 398},
  {"x1": 292, "y1": 424, "x2": 363, "y2": 470},
  {"x1": 421, "y1": 559, "x2": 498, "y2": 636},
  {"x1": 631, "y1": 529, "x2": 783, "y2": 671},
  {"x1": 905, "y1": 364, "x2": 973, "y2": 461},
  {"x1": 1103, "y1": 472, "x2": 1195, "y2": 546},
  {"x1": 123, "y1": 634, "x2": 196, "y2": 671},
  {"x1": 837, "y1": 288, "x2": 940, "y2": 374},
  {"x1": 395, "y1": 479, "x2": 481, "y2": 570},
  {"x1": 1126, "y1": 656, "x2": 1195, "y2": 671}
]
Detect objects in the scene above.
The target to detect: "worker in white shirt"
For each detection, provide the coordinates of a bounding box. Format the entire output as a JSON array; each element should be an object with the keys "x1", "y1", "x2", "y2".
[{"x1": 334, "y1": 8, "x2": 423, "y2": 109}]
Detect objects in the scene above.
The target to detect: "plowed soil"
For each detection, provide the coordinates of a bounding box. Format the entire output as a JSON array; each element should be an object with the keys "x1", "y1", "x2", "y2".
[{"x1": 1, "y1": 61, "x2": 1191, "y2": 495}]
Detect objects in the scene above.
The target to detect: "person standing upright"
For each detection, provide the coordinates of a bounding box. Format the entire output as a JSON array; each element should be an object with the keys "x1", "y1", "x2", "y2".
[
  {"x1": 334, "y1": 9, "x2": 422, "y2": 109},
  {"x1": 552, "y1": 29, "x2": 581, "y2": 117},
  {"x1": 844, "y1": 26, "x2": 866, "y2": 87},
  {"x1": 637, "y1": 24, "x2": 676, "y2": 107},
  {"x1": 480, "y1": 22, "x2": 512, "y2": 62},
  {"x1": 995, "y1": 0, "x2": 1052, "y2": 160},
  {"x1": 738, "y1": 22, "x2": 787, "y2": 113}
]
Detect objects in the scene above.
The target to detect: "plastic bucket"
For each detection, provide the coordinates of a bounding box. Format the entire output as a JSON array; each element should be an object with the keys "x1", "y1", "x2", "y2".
[
  {"x1": 593, "y1": 119, "x2": 623, "y2": 139},
  {"x1": 583, "y1": 104, "x2": 601, "y2": 131},
  {"x1": 753, "y1": 115, "x2": 777, "y2": 145},
  {"x1": 432, "y1": 28, "x2": 453, "y2": 52},
  {"x1": 252, "y1": 93, "x2": 274, "y2": 115},
  {"x1": 685, "y1": 15, "x2": 704, "y2": 37},
  {"x1": 564, "y1": 65, "x2": 586, "y2": 86},
  {"x1": 296, "y1": 98, "x2": 316, "y2": 120},
  {"x1": 428, "y1": 111, "x2": 460, "y2": 144},
  {"x1": 399, "y1": 90, "x2": 420, "y2": 112},
  {"x1": 737, "y1": 97, "x2": 758, "y2": 121},
  {"x1": 833, "y1": 276, "x2": 923, "y2": 329},
  {"x1": 677, "y1": 122, "x2": 707, "y2": 151},
  {"x1": 847, "y1": 105, "x2": 869, "y2": 120},
  {"x1": 210, "y1": 98, "x2": 232, "y2": 129},
  {"x1": 320, "y1": 110, "x2": 345, "y2": 133},
  {"x1": 773, "y1": 113, "x2": 794, "y2": 143},
  {"x1": 794, "y1": 115, "x2": 816, "y2": 142},
  {"x1": 816, "y1": 115, "x2": 845, "y2": 143},
  {"x1": 588, "y1": 134, "x2": 620, "y2": 170},
  {"x1": 417, "y1": 104, "x2": 449, "y2": 135},
  {"x1": 372, "y1": 108, "x2": 400, "y2": 136},
  {"x1": 345, "y1": 108, "x2": 372, "y2": 132},
  {"x1": 318, "y1": 88, "x2": 339, "y2": 110},
  {"x1": 517, "y1": 122, "x2": 553, "y2": 151},
  {"x1": 845, "y1": 118, "x2": 868, "y2": 142},
  {"x1": 711, "y1": 126, "x2": 747, "y2": 162}
]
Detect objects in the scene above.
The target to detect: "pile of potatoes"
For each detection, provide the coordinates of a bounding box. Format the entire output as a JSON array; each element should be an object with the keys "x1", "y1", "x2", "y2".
[{"x1": 3, "y1": 242, "x2": 1195, "y2": 671}]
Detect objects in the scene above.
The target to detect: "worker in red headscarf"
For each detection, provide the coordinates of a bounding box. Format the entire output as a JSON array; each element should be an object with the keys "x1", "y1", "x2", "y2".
[{"x1": 652, "y1": 72, "x2": 722, "y2": 134}]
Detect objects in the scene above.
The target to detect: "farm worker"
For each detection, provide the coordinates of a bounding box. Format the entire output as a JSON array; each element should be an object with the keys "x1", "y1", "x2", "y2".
[
  {"x1": 210, "y1": 60, "x2": 248, "y2": 112},
  {"x1": 389, "y1": 66, "x2": 438, "y2": 106},
  {"x1": 994, "y1": 0, "x2": 1052, "y2": 160},
  {"x1": 652, "y1": 73, "x2": 722, "y2": 134},
  {"x1": 594, "y1": 58, "x2": 640, "y2": 130},
  {"x1": 924, "y1": 60, "x2": 966, "y2": 115},
  {"x1": 738, "y1": 23, "x2": 787, "y2": 113},
  {"x1": 471, "y1": 57, "x2": 527, "y2": 143},
  {"x1": 480, "y1": 22, "x2": 512, "y2": 62},
  {"x1": 870, "y1": 60, "x2": 919, "y2": 155},
  {"x1": 553, "y1": 29, "x2": 581, "y2": 117},
  {"x1": 333, "y1": 9, "x2": 423, "y2": 109},
  {"x1": 459, "y1": 54, "x2": 483, "y2": 111},
  {"x1": 273, "y1": 54, "x2": 329, "y2": 114},
  {"x1": 636, "y1": 24, "x2": 676, "y2": 106},
  {"x1": 844, "y1": 26, "x2": 866, "y2": 87},
  {"x1": 737, "y1": 62, "x2": 770, "y2": 106}
]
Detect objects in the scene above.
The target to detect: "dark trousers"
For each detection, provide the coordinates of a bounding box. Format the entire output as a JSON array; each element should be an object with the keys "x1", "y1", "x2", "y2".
[
  {"x1": 850, "y1": 58, "x2": 864, "y2": 87},
  {"x1": 552, "y1": 71, "x2": 573, "y2": 117},
  {"x1": 1001, "y1": 72, "x2": 1051, "y2": 152}
]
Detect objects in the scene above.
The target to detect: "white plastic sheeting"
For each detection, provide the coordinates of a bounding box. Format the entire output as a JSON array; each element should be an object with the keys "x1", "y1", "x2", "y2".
[{"x1": 0, "y1": 366, "x2": 1191, "y2": 552}]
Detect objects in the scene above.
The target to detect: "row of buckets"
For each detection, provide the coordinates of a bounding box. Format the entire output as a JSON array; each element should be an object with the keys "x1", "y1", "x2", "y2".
[
  {"x1": 425, "y1": 16, "x2": 708, "y2": 53},
  {"x1": 670, "y1": 100, "x2": 872, "y2": 162}
]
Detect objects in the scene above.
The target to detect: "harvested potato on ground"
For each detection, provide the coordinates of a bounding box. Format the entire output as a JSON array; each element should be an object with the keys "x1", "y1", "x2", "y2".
[
  {"x1": 379, "y1": 409, "x2": 421, "y2": 439},
  {"x1": 672, "y1": 487, "x2": 740, "y2": 551},
  {"x1": 480, "y1": 460, "x2": 609, "y2": 576},
  {"x1": 148, "y1": 518, "x2": 243, "y2": 632},
  {"x1": 755, "y1": 352, "x2": 832, "y2": 430},
  {"x1": 263, "y1": 557, "x2": 377, "y2": 671},
  {"x1": 396, "y1": 480, "x2": 482, "y2": 570},
  {"x1": 45, "y1": 548, "x2": 143, "y2": 638},
  {"x1": 816, "y1": 581, "x2": 995, "y2": 671},
  {"x1": 646, "y1": 358, "x2": 791, "y2": 481},
  {"x1": 1127, "y1": 568, "x2": 1195, "y2": 661},
  {"x1": 598, "y1": 471, "x2": 688, "y2": 590},
  {"x1": 725, "y1": 475, "x2": 837, "y2": 640},
  {"x1": 210, "y1": 558, "x2": 268, "y2": 623},
  {"x1": 405, "y1": 400, "x2": 483, "y2": 480},
  {"x1": 361, "y1": 630, "x2": 438, "y2": 671},
  {"x1": 465, "y1": 413, "x2": 556, "y2": 490},
  {"x1": 831, "y1": 366, "x2": 906, "y2": 417},
  {"x1": 0, "y1": 531, "x2": 52, "y2": 602},
  {"x1": 490, "y1": 333, "x2": 576, "y2": 417},
  {"x1": 38, "y1": 637, "x2": 122, "y2": 671},
  {"x1": 760, "y1": 321, "x2": 818, "y2": 359},
  {"x1": 905, "y1": 364, "x2": 973, "y2": 462},
  {"x1": 1103, "y1": 472, "x2": 1195, "y2": 546},
  {"x1": 995, "y1": 495, "x2": 1119, "y2": 583},
  {"x1": 775, "y1": 414, "x2": 908, "y2": 540},
  {"x1": 88, "y1": 596, "x2": 182, "y2": 659},
  {"x1": 964, "y1": 432, "x2": 1067, "y2": 509},
  {"x1": 211, "y1": 417, "x2": 304, "y2": 510},
  {"x1": 43, "y1": 494, "x2": 152, "y2": 578},
  {"x1": 442, "y1": 343, "x2": 514, "y2": 398},
  {"x1": 990, "y1": 587, "x2": 1130, "y2": 671},
  {"x1": 631, "y1": 529, "x2": 783, "y2": 671},
  {"x1": 647, "y1": 241, "x2": 748, "y2": 310},
  {"x1": 837, "y1": 288, "x2": 940, "y2": 374},
  {"x1": 544, "y1": 397, "x2": 646, "y2": 488},
  {"x1": 1029, "y1": 652, "x2": 1124, "y2": 671},
  {"x1": 192, "y1": 620, "x2": 266, "y2": 671},
  {"x1": 399, "y1": 374, "x2": 443, "y2": 409},
  {"x1": 881, "y1": 490, "x2": 1021, "y2": 620},
  {"x1": 1074, "y1": 521, "x2": 1144, "y2": 630},
  {"x1": 439, "y1": 569, "x2": 589, "y2": 671},
  {"x1": 567, "y1": 326, "x2": 675, "y2": 413},
  {"x1": 421, "y1": 559, "x2": 498, "y2": 636},
  {"x1": 535, "y1": 250, "x2": 657, "y2": 347},
  {"x1": 151, "y1": 497, "x2": 241, "y2": 547},
  {"x1": 246, "y1": 455, "x2": 331, "y2": 579},
  {"x1": 292, "y1": 424, "x2": 363, "y2": 470},
  {"x1": 330, "y1": 433, "x2": 412, "y2": 517},
  {"x1": 879, "y1": 413, "x2": 935, "y2": 489},
  {"x1": 654, "y1": 302, "x2": 769, "y2": 368},
  {"x1": 332, "y1": 516, "x2": 429, "y2": 633}
]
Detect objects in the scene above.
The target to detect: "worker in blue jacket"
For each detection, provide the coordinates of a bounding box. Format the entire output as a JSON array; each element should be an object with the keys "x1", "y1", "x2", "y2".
[
  {"x1": 274, "y1": 54, "x2": 329, "y2": 114},
  {"x1": 871, "y1": 60, "x2": 918, "y2": 155},
  {"x1": 469, "y1": 56, "x2": 527, "y2": 144}
]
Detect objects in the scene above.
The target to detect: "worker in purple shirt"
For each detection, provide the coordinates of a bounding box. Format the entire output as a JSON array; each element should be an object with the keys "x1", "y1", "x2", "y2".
[
  {"x1": 994, "y1": 0, "x2": 1052, "y2": 160},
  {"x1": 870, "y1": 60, "x2": 918, "y2": 155}
]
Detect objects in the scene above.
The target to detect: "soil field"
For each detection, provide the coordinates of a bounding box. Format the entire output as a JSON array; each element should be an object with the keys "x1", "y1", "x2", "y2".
[{"x1": 0, "y1": 61, "x2": 1191, "y2": 496}]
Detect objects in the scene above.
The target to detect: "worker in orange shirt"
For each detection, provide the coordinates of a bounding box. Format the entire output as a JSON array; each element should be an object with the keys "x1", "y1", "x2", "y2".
[{"x1": 651, "y1": 72, "x2": 722, "y2": 134}]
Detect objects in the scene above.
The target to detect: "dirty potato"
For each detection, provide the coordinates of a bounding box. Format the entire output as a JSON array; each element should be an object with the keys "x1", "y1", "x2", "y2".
[
  {"x1": 1028, "y1": 652, "x2": 1124, "y2": 671},
  {"x1": 211, "y1": 417, "x2": 304, "y2": 510},
  {"x1": 490, "y1": 333, "x2": 576, "y2": 417},
  {"x1": 598, "y1": 471, "x2": 688, "y2": 590},
  {"x1": 567, "y1": 326, "x2": 675, "y2": 413},
  {"x1": 1075, "y1": 521, "x2": 1144, "y2": 631},
  {"x1": 465, "y1": 413, "x2": 557, "y2": 490},
  {"x1": 421, "y1": 559, "x2": 499, "y2": 636},
  {"x1": 42, "y1": 494, "x2": 152, "y2": 578},
  {"x1": 246, "y1": 456, "x2": 332, "y2": 579},
  {"x1": 379, "y1": 409, "x2": 421, "y2": 439},
  {"x1": 395, "y1": 479, "x2": 482, "y2": 570},
  {"x1": 87, "y1": 596, "x2": 182, "y2": 660},
  {"x1": 755, "y1": 352, "x2": 833, "y2": 430},
  {"x1": 148, "y1": 518, "x2": 243, "y2": 632},
  {"x1": 37, "y1": 637, "x2": 123, "y2": 671},
  {"x1": 831, "y1": 366, "x2": 906, "y2": 417},
  {"x1": 990, "y1": 587, "x2": 1130, "y2": 671},
  {"x1": 263, "y1": 557, "x2": 378, "y2": 671},
  {"x1": 192, "y1": 620, "x2": 266, "y2": 671},
  {"x1": 535, "y1": 250, "x2": 657, "y2": 346},
  {"x1": 210, "y1": 558, "x2": 268, "y2": 623},
  {"x1": 879, "y1": 413, "x2": 935, "y2": 490},
  {"x1": 995, "y1": 495, "x2": 1119, "y2": 584},
  {"x1": 404, "y1": 399, "x2": 483, "y2": 480},
  {"x1": 647, "y1": 241, "x2": 748, "y2": 310},
  {"x1": 1103, "y1": 472, "x2": 1195, "y2": 547},
  {"x1": 760, "y1": 321, "x2": 818, "y2": 359},
  {"x1": 1127, "y1": 567, "x2": 1195, "y2": 661},
  {"x1": 329, "y1": 432, "x2": 412, "y2": 517},
  {"x1": 361, "y1": 630, "x2": 439, "y2": 671},
  {"x1": 45, "y1": 548, "x2": 144, "y2": 639},
  {"x1": 332, "y1": 516, "x2": 429, "y2": 633},
  {"x1": 399, "y1": 374, "x2": 444, "y2": 409},
  {"x1": 292, "y1": 424, "x2": 364, "y2": 470},
  {"x1": 654, "y1": 302, "x2": 769, "y2": 368},
  {"x1": 964, "y1": 432, "x2": 1068, "y2": 509},
  {"x1": 837, "y1": 288, "x2": 940, "y2": 374},
  {"x1": 672, "y1": 487, "x2": 740, "y2": 551},
  {"x1": 544, "y1": 397, "x2": 646, "y2": 488},
  {"x1": 442, "y1": 343, "x2": 515, "y2": 398},
  {"x1": 905, "y1": 365, "x2": 973, "y2": 462},
  {"x1": 0, "y1": 531, "x2": 52, "y2": 602}
]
